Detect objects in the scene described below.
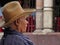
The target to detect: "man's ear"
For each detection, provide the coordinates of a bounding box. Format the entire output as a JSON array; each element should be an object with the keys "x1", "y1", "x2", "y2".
[
  {"x1": 13, "y1": 19, "x2": 20, "y2": 27},
  {"x1": 15, "y1": 20, "x2": 19, "y2": 26}
]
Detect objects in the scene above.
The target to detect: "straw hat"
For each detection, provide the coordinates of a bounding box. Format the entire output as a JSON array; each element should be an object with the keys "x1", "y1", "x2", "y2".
[{"x1": 2, "y1": 1, "x2": 35, "y2": 27}]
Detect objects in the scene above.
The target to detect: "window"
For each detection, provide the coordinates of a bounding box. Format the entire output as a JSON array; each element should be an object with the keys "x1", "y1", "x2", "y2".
[
  {"x1": 0, "y1": 0, "x2": 19, "y2": 6},
  {"x1": 19, "y1": 0, "x2": 36, "y2": 8},
  {"x1": 53, "y1": 0, "x2": 60, "y2": 32}
]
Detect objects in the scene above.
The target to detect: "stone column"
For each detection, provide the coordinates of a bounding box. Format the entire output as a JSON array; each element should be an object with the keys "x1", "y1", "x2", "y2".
[
  {"x1": 42, "y1": 0, "x2": 54, "y2": 33},
  {"x1": 34, "y1": 0, "x2": 43, "y2": 33}
]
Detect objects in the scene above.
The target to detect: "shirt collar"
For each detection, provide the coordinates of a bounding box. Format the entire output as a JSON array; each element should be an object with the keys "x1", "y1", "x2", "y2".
[{"x1": 4, "y1": 28, "x2": 23, "y2": 36}]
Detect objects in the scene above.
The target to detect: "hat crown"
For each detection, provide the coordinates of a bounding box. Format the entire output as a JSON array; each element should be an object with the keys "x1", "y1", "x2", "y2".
[{"x1": 2, "y1": 1, "x2": 24, "y2": 23}]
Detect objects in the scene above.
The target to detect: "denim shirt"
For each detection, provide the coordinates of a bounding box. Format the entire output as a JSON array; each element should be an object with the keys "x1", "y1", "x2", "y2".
[{"x1": 0, "y1": 28, "x2": 34, "y2": 45}]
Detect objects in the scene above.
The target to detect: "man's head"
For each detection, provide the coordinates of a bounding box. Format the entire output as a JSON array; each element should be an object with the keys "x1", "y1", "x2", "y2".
[
  {"x1": 2, "y1": 1, "x2": 35, "y2": 27},
  {"x1": 2, "y1": 1, "x2": 35, "y2": 32},
  {"x1": 9, "y1": 16, "x2": 28, "y2": 33}
]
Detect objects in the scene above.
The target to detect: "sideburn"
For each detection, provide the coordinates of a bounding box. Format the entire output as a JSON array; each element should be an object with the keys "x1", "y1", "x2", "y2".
[
  {"x1": 13, "y1": 20, "x2": 22, "y2": 32},
  {"x1": 13, "y1": 21, "x2": 17, "y2": 27}
]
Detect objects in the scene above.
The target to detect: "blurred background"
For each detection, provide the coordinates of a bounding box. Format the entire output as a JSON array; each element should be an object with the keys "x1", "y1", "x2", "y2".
[
  {"x1": 0, "y1": 0, "x2": 60, "y2": 32},
  {"x1": 0, "y1": 0, "x2": 60, "y2": 45}
]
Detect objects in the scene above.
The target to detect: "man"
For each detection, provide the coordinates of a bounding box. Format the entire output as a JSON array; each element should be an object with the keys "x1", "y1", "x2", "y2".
[{"x1": 0, "y1": 1, "x2": 35, "y2": 45}]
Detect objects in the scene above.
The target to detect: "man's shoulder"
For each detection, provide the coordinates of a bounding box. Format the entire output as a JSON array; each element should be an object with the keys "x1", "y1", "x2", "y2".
[
  {"x1": 6, "y1": 34, "x2": 23, "y2": 40},
  {"x1": 4, "y1": 35, "x2": 25, "y2": 45}
]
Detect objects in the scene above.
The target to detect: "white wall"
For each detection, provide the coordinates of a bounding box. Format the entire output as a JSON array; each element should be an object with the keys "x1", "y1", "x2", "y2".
[
  {"x1": 36, "y1": 0, "x2": 43, "y2": 9},
  {"x1": 43, "y1": 8, "x2": 53, "y2": 28},
  {"x1": 36, "y1": 0, "x2": 43, "y2": 29},
  {"x1": 36, "y1": 11, "x2": 43, "y2": 29},
  {"x1": 0, "y1": 32, "x2": 3, "y2": 39},
  {"x1": 44, "y1": 0, "x2": 53, "y2": 7}
]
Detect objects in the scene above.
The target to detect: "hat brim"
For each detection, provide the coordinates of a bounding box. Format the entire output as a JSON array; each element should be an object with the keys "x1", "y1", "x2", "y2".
[{"x1": 3, "y1": 10, "x2": 35, "y2": 27}]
